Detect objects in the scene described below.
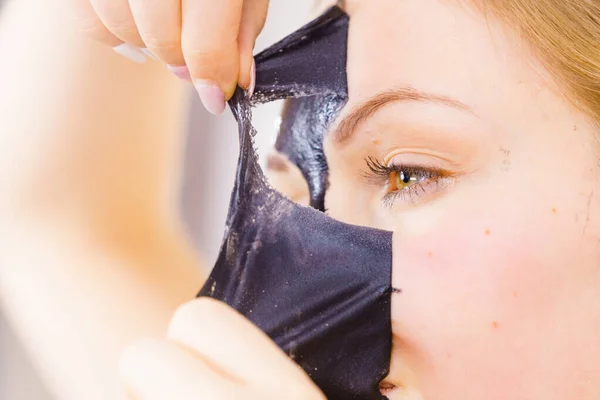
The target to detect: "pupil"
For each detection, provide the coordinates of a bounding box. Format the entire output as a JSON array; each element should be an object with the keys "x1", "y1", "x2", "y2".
[{"x1": 401, "y1": 171, "x2": 411, "y2": 184}]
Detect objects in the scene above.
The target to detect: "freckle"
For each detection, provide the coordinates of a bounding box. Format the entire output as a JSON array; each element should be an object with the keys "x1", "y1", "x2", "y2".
[
  {"x1": 372, "y1": 139, "x2": 380, "y2": 145},
  {"x1": 513, "y1": 291, "x2": 518, "y2": 298},
  {"x1": 427, "y1": 251, "x2": 433, "y2": 258},
  {"x1": 552, "y1": 207, "x2": 557, "y2": 213},
  {"x1": 492, "y1": 321, "x2": 499, "y2": 328},
  {"x1": 485, "y1": 228, "x2": 491, "y2": 236}
]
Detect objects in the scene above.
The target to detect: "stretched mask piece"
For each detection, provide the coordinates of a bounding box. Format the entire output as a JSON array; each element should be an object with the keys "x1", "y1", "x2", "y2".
[
  {"x1": 198, "y1": 7, "x2": 393, "y2": 400},
  {"x1": 251, "y1": 6, "x2": 349, "y2": 210}
]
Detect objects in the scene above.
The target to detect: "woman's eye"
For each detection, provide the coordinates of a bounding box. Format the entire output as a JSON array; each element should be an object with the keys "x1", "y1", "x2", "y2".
[
  {"x1": 364, "y1": 157, "x2": 451, "y2": 207},
  {"x1": 390, "y1": 170, "x2": 423, "y2": 191}
]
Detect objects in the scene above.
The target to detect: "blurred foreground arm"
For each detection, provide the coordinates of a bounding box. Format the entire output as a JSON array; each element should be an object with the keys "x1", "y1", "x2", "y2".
[{"x1": 0, "y1": 1, "x2": 204, "y2": 399}]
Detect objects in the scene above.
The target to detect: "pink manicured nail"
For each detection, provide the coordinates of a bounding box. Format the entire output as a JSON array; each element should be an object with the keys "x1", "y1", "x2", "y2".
[
  {"x1": 167, "y1": 65, "x2": 191, "y2": 81},
  {"x1": 113, "y1": 43, "x2": 146, "y2": 63},
  {"x1": 195, "y1": 80, "x2": 226, "y2": 115},
  {"x1": 248, "y1": 58, "x2": 256, "y2": 98}
]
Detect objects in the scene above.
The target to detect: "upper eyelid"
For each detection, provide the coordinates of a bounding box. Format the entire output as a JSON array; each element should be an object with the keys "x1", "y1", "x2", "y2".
[{"x1": 363, "y1": 156, "x2": 446, "y2": 178}]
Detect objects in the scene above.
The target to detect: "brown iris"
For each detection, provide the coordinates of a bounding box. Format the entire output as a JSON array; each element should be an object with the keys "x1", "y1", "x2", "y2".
[{"x1": 390, "y1": 170, "x2": 420, "y2": 191}]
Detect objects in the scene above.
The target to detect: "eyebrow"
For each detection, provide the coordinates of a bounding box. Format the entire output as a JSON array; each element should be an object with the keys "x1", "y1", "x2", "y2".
[{"x1": 331, "y1": 86, "x2": 474, "y2": 145}]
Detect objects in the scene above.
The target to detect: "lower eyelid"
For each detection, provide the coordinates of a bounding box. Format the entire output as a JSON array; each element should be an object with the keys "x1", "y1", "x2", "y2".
[{"x1": 381, "y1": 175, "x2": 456, "y2": 208}]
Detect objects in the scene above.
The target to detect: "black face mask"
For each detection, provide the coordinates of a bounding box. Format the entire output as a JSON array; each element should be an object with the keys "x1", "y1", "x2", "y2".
[{"x1": 198, "y1": 7, "x2": 393, "y2": 400}]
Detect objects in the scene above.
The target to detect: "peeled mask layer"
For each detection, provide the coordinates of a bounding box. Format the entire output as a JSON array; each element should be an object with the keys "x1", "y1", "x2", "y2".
[{"x1": 198, "y1": 7, "x2": 393, "y2": 399}]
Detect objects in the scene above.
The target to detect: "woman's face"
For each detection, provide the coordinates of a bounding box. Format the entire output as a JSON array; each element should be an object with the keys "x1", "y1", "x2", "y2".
[{"x1": 269, "y1": 0, "x2": 600, "y2": 398}]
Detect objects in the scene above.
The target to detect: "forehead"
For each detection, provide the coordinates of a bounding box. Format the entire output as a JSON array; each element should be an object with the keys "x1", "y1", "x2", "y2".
[{"x1": 342, "y1": 0, "x2": 545, "y2": 119}]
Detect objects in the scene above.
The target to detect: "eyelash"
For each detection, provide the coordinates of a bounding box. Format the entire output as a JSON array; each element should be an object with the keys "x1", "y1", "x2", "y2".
[{"x1": 364, "y1": 157, "x2": 449, "y2": 207}]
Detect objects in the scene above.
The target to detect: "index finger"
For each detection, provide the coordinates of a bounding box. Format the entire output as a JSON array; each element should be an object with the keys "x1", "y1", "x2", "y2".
[{"x1": 181, "y1": 0, "x2": 244, "y2": 114}]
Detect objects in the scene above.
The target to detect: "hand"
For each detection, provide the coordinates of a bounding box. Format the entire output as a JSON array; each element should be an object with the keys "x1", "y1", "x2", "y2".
[
  {"x1": 119, "y1": 298, "x2": 325, "y2": 400},
  {"x1": 69, "y1": 0, "x2": 269, "y2": 115}
]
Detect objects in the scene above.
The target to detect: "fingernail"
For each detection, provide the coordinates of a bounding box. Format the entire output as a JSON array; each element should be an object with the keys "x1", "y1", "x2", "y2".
[
  {"x1": 167, "y1": 65, "x2": 192, "y2": 81},
  {"x1": 248, "y1": 58, "x2": 256, "y2": 98},
  {"x1": 113, "y1": 43, "x2": 146, "y2": 63},
  {"x1": 195, "y1": 80, "x2": 226, "y2": 115},
  {"x1": 140, "y1": 48, "x2": 157, "y2": 60}
]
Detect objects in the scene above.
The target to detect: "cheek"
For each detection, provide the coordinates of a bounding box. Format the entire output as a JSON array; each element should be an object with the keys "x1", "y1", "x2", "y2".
[
  {"x1": 391, "y1": 215, "x2": 546, "y2": 346},
  {"x1": 389, "y1": 208, "x2": 592, "y2": 399}
]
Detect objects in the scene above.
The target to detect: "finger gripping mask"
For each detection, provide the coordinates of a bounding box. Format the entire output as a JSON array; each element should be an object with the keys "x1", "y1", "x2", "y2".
[{"x1": 198, "y1": 7, "x2": 393, "y2": 400}]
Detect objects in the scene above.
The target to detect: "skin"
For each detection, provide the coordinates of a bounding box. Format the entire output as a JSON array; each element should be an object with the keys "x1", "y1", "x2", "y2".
[
  {"x1": 69, "y1": 0, "x2": 269, "y2": 112},
  {"x1": 119, "y1": 298, "x2": 325, "y2": 400},
  {"x1": 0, "y1": 1, "x2": 203, "y2": 399},
  {"x1": 2, "y1": 0, "x2": 599, "y2": 399},
  {"x1": 322, "y1": 0, "x2": 600, "y2": 398}
]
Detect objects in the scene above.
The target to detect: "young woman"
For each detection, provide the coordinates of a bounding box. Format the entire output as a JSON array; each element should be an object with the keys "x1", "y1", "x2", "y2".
[{"x1": 1, "y1": 0, "x2": 599, "y2": 399}]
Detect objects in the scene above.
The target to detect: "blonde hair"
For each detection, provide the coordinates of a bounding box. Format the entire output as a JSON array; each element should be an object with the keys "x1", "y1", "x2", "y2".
[
  {"x1": 480, "y1": 0, "x2": 600, "y2": 123},
  {"x1": 320, "y1": 0, "x2": 600, "y2": 123}
]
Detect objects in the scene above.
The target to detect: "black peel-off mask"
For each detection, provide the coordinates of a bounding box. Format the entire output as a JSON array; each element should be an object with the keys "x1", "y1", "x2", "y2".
[{"x1": 198, "y1": 7, "x2": 393, "y2": 400}]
